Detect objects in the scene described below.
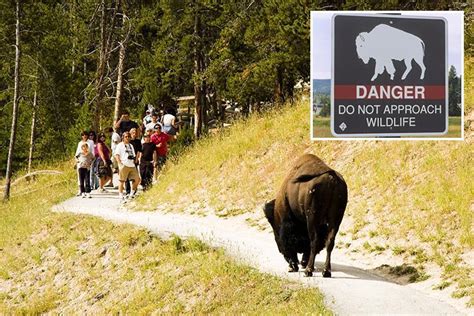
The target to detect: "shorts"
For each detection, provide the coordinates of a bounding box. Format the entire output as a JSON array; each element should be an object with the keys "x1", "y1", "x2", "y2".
[
  {"x1": 163, "y1": 125, "x2": 177, "y2": 135},
  {"x1": 119, "y1": 165, "x2": 140, "y2": 183},
  {"x1": 97, "y1": 159, "x2": 112, "y2": 178}
]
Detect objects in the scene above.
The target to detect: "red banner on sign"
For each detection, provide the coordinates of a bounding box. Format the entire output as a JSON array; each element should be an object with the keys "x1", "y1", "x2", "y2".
[{"x1": 334, "y1": 85, "x2": 445, "y2": 100}]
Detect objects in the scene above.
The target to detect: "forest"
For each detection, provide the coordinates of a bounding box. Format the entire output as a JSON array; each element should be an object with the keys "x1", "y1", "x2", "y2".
[{"x1": 0, "y1": 0, "x2": 472, "y2": 178}]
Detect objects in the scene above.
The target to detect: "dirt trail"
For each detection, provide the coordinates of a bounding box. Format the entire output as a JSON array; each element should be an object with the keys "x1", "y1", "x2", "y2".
[{"x1": 52, "y1": 187, "x2": 470, "y2": 315}]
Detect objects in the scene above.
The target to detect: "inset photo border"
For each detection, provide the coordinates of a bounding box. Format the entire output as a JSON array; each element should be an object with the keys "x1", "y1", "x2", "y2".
[{"x1": 310, "y1": 11, "x2": 464, "y2": 141}]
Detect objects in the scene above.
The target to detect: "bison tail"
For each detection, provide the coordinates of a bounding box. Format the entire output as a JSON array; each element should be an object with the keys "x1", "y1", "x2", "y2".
[{"x1": 315, "y1": 224, "x2": 329, "y2": 254}]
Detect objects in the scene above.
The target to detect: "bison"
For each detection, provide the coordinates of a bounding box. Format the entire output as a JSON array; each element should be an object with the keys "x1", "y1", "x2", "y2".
[
  {"x1": 264, "y1": 154, "x2": 347, "y2": 277},
  {"x1": 356, "y1": 24, "x2": 426, "y2": 81}
]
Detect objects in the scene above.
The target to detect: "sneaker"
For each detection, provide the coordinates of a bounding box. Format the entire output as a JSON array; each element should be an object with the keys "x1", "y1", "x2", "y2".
[
  {"x1": 129, "y1": 191, "x2": 137, "y2": 199},
  {"x1": 119, "y1": 193, "x2": 127, "y2": 203},
  {"x1": 76, "y1": 191, "x2": 82, "y2": 197},
  {"x1": 98, "y1": 188, "x2": 108, "y2": 193},
  {"x1": 87, "y1": 193, "x2": 92, "y2": 198},
  {"x1": 81, "y1": 193, "x2": 86, "y2": 198}
]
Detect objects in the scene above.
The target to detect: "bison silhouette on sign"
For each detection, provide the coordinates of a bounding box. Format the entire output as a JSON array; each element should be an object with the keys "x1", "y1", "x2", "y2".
[
  {"x1": 263, "y1": 154, "x2": 347, "y2": 277},
  {"x1": 356, "y1": 24, "x2": 426, "y2": 81}
]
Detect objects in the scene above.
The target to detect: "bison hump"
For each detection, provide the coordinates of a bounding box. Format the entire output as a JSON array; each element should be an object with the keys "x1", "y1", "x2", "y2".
[{"x1": 290, "y1": 154, "x2": 333, "y2": 183}]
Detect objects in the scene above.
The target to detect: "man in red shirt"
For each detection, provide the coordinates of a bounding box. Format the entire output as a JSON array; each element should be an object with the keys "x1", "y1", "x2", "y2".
[{"x1": 150, "y1": 124, "x2": 170, "y2": 181}]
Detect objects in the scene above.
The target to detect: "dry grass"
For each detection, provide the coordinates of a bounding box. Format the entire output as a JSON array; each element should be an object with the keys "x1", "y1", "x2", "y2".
[
  {"x1": 0, "y1": 162, "x2": 330, "y2": 314},
  {"x1": 136, "y1": 58, "x2": 473, "y2": 305}
]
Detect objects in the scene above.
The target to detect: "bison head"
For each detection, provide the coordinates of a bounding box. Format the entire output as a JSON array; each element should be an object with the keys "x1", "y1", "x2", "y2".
[
  {"x1": 263, "y1": 199, "x2": 276, "y2": 229},
  {"x1": 355, "y1": 32, "x2": 370, "y2": 64}
]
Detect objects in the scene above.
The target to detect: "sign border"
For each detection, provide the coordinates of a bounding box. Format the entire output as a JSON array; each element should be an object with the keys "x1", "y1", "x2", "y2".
[{"x1": 330, "y1": 13, "x2": 449, "y2": 138}]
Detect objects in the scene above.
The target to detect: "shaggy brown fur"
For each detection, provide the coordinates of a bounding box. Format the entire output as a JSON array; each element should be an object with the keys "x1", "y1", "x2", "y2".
[{"x1": 264, "y1": 154, "x2": 347, "y2": 277}]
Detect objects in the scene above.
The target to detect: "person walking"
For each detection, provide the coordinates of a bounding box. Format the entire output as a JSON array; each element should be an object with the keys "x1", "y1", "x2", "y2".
[
  {"x1": 142, "y1": 126, "x2": 153, "y2": 144},
  {"x1": 161, "y1": 107, "x2": 178, "y2": 138},
  {"x1": 139, "y1": 133, "x2": 156, "y2": 191},
  {"x1": 114, "y1": 131, "x2": 140, "y2": 201},
  {"x1": 125, "y1": 128, "x2": 142, "y2": 195},
  {"x1": 145, "y1": 112, "x2": 162, "y2": 132},
  {"x1": 114, "y1": 110, "x2": 139, "y2": 136},
  {"x1": 110, "y1": 128, "x2": 121, "y2": 174},
  {"x1": 75, "y1": 131, "x2": 95, "y2": 196},
  {"x1": 75, "y1": 130, "x2": 94, "y2": 156},
  {"x1": 75, "y1": 143, "x2": 95, "y2": 198},
  {"x1": 151, "y1": 124, "x2": 170, "y2": 181},
  {"x1": 96, "y1": 132, "x2": 113, "y2": 192},
  {"x1": 88, "y1": 130, "x2": 99, "y2": 190}
]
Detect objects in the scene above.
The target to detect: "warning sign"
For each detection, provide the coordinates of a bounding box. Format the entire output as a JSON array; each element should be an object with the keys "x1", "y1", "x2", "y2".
[{"x1": 331, "y1": 14, "x2": 447, "y2": 137}]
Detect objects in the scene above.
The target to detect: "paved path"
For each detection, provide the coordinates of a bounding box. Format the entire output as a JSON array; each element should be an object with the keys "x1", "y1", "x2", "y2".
[{"x1": 53, "y1": 189, "x2": 466, "y2": 315}]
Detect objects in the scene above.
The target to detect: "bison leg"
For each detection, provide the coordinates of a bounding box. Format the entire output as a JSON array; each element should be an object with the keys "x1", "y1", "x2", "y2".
[
  {"x1": 322, "y1": 228, "x2": 337, "y2": 278},
  {"x1": 414, "y1": 55, "x2": 426, "y2": 79},
  {"x1": 401, "y1": 58, "x2": 413, "y2": 80},
  {"x1": 385, "y1": 60, "x2": 395, "y2": 80},
  {"x1": 285, "y1": 254, "x2": 299, "y2": 272},
  {"x1": 301, "y1": 251, "x2": 310, "y2": 269},
  {"x1": 371, "y1": 60, "x2": 385, "y2": 81},
  {"x1": 304, "y1": 215, "x2": 317, "y2": 277}
]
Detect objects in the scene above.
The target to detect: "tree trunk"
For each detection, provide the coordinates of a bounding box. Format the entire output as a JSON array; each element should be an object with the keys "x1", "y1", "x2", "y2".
[
  {"x1": 28, "y1": 90, "x2": 37, "y2": 176},
  {"x1": 114, "y1": 4, "x2": 126, "y2": 127},
  {"x1": 201, "y1": 79, "x2": 208, "y2": 132},
  {"x1": 219, "y1": 98, "x2": 226, "y2": 123},
  {"x1": 193, "y1": 4, "x2": 202, "y2": 138},
  {"x1": 274, "y1": 65, "x2": 284, "y2": 105},
  {"x1": 93, "y1": 0, "x2": 107, "y2": 132},
  {"x1": 3, "y1": 0, "x2": 21, "y2": 201},
  {"x1": 209, "y1": 87, "x2": 220, "y2": 123}
]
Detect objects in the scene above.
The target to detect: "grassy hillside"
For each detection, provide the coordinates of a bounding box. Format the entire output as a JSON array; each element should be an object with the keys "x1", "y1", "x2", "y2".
[
  {"x1": 0, "y1": 164, "x2": 329, "y2": 313},
  {"x1": 138, "y1": 59, "x2": 473, "y2": 306}
]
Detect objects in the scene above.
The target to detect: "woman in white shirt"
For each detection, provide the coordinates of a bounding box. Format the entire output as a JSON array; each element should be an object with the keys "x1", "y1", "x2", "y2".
[{"x1": 161, "y1": 108, "x2": 177, "y2": 136}]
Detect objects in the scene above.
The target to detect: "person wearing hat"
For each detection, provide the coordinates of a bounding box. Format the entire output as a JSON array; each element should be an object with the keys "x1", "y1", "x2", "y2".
[{"x1": 150, "y1": 123, "x2": 170, "y2": 181}]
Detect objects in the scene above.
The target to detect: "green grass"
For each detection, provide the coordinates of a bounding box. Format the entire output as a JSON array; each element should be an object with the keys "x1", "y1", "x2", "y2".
[
  {"x1": 0, "y1": 162, "x2": 330, "y2": 313},
  {"x1": 313, "y1": 116, "x2": 333, "y2": 138}
]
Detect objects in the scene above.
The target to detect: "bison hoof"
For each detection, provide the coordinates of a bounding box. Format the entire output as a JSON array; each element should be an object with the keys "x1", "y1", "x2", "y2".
[
  {"x1": 304, "y1": 270, "x2": 313, "y2": 277},
  {"x1": 288, "y1": 263, "x2": 299, "y2": 272},
  {"x1": 322, "y1": 270, "x2": 332, "y2": 278}
]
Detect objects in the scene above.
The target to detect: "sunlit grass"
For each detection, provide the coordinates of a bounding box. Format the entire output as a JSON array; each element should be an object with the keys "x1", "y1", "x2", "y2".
[
  {"x1": 137, "y1": 83, "x2": 473, "y2": 304},
  {"x1": 466, "y1": 57, "x2": 473, "y2": 114},
  {"x1": 0, "y1": 161, "x2": 330, "y2": 313},
  {"x1": 137, "y1": 98, "x2": 311, "y2": 212}
]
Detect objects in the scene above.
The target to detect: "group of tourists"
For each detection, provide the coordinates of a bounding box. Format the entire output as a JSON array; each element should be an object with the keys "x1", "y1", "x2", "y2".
[{"x1": 75, "y1": 107, "x2": 178, "y2": 200}]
